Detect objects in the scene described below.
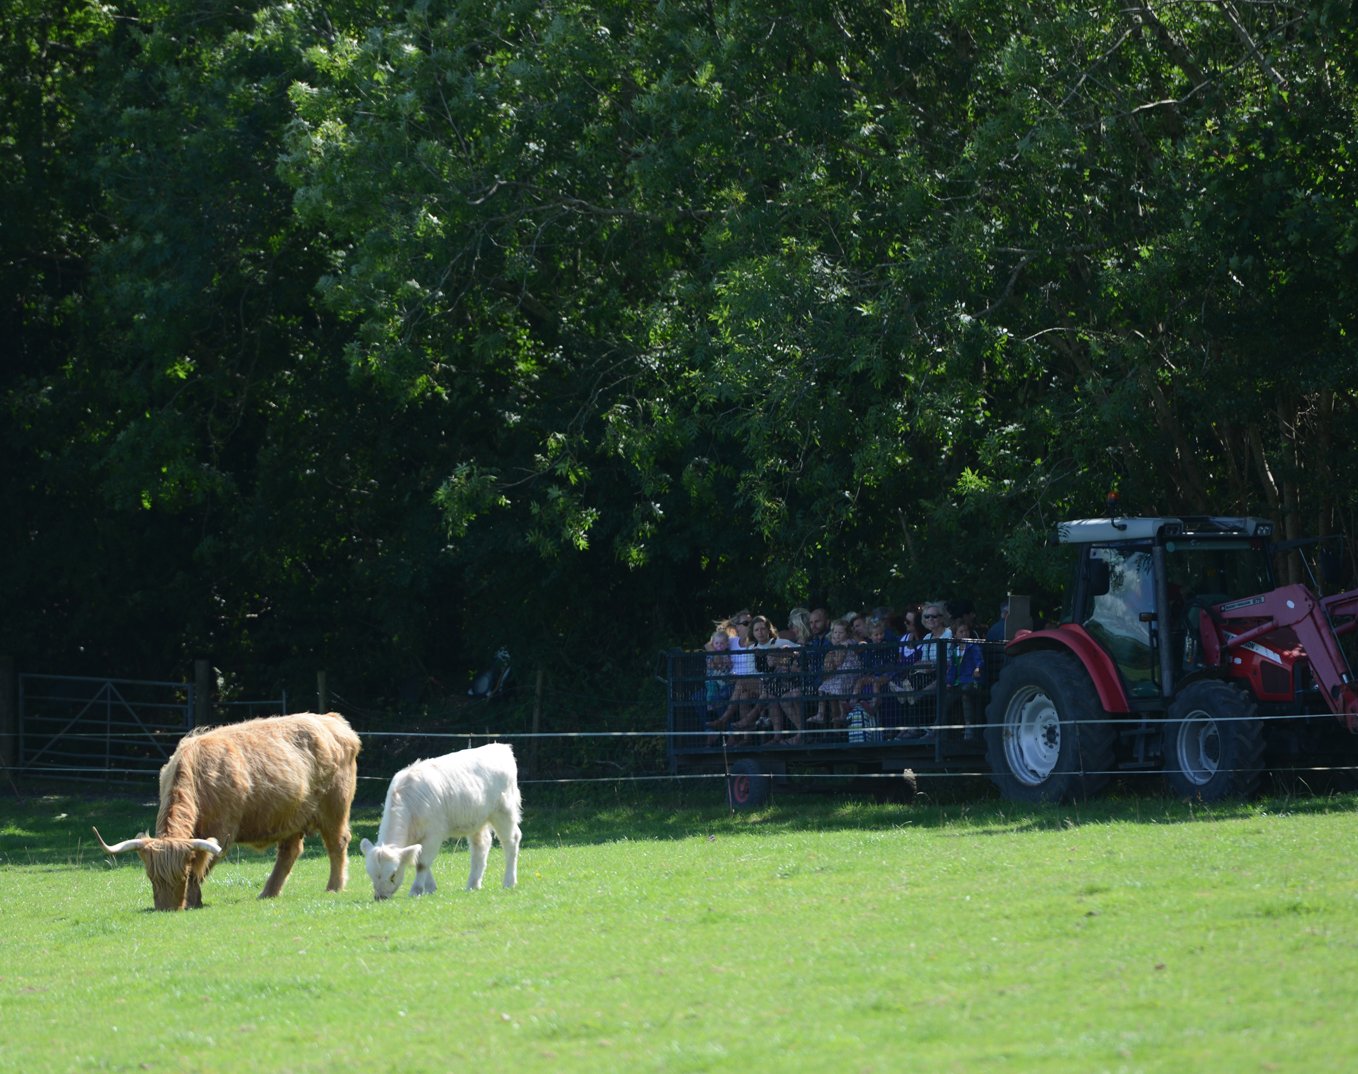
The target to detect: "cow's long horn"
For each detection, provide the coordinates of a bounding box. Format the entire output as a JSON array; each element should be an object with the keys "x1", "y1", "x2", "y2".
[
  {"x1": 189, "y1": 838, "x2": 223, "y2": 856},
  {"x1": 92, "y1": 827, "x2": 151, "y2": 855}
]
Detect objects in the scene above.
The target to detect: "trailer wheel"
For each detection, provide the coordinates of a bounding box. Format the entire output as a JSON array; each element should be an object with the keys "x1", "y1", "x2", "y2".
[
  {"x1": 726, "y1": 759, "x2": 771, "y2": 811},
  {"x1": 984, "y1": 651, "x2": 1115, "y2": 804},
  {"x1": 1163, "y1": 680, "x2": 1264, "y2": 801}
]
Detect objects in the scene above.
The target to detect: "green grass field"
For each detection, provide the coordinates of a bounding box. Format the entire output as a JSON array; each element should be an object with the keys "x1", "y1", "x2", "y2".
[{"x1": 3, "y1": 784, "x2": 1357, "y2": 1073}]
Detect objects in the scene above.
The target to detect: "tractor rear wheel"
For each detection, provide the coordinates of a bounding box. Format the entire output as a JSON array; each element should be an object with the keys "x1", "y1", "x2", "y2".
[
  {"x1": 984, "y1": 651, "x2": 1116, "y2": 804},
  {"x1": 1163, "y1": 680, "x2": 1264, "y2": 801}
]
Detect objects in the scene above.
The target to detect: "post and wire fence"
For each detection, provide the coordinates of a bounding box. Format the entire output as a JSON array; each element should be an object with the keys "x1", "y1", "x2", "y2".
[
  {"x1": 5, "y1": 711, "x2": 1358, "y2": 799},
  {"x1": 3, "y1": 655, "x2": 1358, "y2": 799}
]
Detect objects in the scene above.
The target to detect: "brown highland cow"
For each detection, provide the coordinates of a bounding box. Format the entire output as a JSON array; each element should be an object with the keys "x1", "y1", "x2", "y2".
[{"x1": 95, "y1": 711, "x2": 360, "y2": 910}]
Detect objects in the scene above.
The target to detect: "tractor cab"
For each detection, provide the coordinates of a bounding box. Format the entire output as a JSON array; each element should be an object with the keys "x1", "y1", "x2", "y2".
[{"x1": 1058, "y1": 516, "x2": 1276, "y2": 700}]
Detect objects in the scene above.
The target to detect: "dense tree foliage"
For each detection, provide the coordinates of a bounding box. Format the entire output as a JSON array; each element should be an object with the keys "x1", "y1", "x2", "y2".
[{"x1": 4, "y1": 0, "x2": 1356, "y2": 706}]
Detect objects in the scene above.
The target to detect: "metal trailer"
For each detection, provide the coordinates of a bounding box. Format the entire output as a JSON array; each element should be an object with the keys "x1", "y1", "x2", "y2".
[{"x1": 662, "y1": 640, "x2": 1007, "y2": 809}]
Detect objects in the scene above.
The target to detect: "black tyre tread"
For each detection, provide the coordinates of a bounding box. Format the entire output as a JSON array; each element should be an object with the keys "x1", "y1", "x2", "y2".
[
  {"x1": 983, "y1": 650, "x2": 1117, "y2": 804},
  {"x1": 1164, "y1": 679, "x2": 1264, "y2": 802},
  {"x1": 726, "y1": 758, "x2": 771, "y2": 810}
]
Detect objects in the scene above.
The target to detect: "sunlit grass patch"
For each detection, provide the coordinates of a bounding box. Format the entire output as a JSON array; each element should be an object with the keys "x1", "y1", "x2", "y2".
[{"x1": 3, "y1": 789, "x2": 1358, "y2": 1072}]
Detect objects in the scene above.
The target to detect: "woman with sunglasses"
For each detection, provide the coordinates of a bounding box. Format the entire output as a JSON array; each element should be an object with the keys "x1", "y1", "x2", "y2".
[
  {"x1": 918, "y1": 602, "x2": 953, "y2": 663},
  {"x1": 886, "y1": 601, "x2": 952, "y2": 739}
]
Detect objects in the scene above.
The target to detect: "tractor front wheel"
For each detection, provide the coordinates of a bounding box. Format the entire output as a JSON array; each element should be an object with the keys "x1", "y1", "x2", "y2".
[{"x1": 1163, "y1": 680, "x2": 1264, "y2": 801}]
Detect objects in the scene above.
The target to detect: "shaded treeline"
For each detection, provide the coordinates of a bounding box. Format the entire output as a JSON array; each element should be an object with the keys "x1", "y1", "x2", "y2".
[{"x1": 3, "y1": 0, "x2": 1356, "y2": 709}]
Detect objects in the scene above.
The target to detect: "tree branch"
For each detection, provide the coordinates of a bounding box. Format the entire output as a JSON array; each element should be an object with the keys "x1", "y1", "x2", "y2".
[
  {"x1": 1215, "y1": 0, "x2": 1289, "y2": 92},
  {"x1": 1126, "y1": 1, "x2": 1208, "y2": 88}
]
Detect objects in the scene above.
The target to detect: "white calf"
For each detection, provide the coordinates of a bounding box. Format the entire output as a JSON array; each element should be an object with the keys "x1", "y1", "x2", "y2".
[{"x1": 360, "y1": 742, "x2": 522, "y2": 899}]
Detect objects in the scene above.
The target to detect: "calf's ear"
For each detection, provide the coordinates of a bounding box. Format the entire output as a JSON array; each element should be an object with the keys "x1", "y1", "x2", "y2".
[
  {"x1": 360, "y1": 838, "x2": 374, "y2": 855},
  {"x1": 399, "y1": 844, "x2": 422, "y2": 865}
]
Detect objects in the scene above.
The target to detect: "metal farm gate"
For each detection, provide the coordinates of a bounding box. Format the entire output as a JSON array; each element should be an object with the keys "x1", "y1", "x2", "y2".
[{"x1": 17, "y1": 674, "x2": 285, "y2": 784}]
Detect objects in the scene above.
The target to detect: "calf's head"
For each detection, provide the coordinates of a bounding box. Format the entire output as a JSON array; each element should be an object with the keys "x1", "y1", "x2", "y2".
[
  {"x1": 360, "y1": 838, "x2": 422, "y2": 900},
  {"x1": 94, "y1": 827, "x2": 223, "y2": 910}
]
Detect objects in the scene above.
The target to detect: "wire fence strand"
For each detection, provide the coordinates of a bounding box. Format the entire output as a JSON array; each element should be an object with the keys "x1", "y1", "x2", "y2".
[{"x1": 7, "y1": 709, "x2": 1358, "y2": 790}]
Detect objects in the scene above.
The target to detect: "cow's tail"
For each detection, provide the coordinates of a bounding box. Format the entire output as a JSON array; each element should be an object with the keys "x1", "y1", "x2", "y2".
[{"x1": 501, "y1": 763, "x2": 524, "y2": 824}]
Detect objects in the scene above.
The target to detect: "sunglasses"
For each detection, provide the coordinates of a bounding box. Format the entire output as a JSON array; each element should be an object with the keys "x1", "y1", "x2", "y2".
[
  {"x1": 922, "y1": 613, "x2": 941, "y2": 620},
  {"x1": 734, "y1": 618, "x2": 751, "y2": 626}
]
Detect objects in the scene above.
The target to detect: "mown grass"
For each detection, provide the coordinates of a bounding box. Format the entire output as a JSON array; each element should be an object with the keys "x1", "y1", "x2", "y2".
[{"x1": 2, "y1": 784, "x2": 1357, "y2": 1073}]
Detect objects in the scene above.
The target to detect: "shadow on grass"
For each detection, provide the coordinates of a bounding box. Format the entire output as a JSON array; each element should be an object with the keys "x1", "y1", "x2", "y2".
[{"x1": 6, "y1": 775, "x2": 1357, "y2": 865}]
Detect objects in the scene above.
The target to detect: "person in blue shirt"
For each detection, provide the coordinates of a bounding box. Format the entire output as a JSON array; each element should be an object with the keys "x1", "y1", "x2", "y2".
[{"x1": 985, "y1": 600, "x2": 1009, "y2": 643}]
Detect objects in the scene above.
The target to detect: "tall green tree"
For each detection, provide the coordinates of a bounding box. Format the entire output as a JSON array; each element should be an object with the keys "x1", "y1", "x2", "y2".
[
  {"x1": 282, "y1": 1, "x2": 1019, "y2": 635},
  {"x1": 4, "y1": 0, "x2": 461, "y2": 693},
  {"x1": 938, "y1": 1, "x2": 1358, "y2": 550},
  {"x1": 5, "y1": 0, "x2": 1356, "y2": 704}
]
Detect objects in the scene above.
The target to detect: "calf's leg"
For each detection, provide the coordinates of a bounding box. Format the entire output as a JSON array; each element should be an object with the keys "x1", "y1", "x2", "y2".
[
  {"x1": 411, "y1": 860, "x2": 438, "y2": 896},
  {"x1": 410, "y1": 841, "x2": 440, "y2": 896},
  {"x1": 490, "y1": 810, "x2": 521, "y2": 889},
  {"x1": 466, "y1": 825, "x2": 492, "y2": 890}
]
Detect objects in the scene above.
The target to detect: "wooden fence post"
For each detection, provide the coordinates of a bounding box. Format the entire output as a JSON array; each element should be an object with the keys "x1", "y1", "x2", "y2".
[
  {"x1": 194, "y1": 659, "x2": 211, "y2": 728},
  {"x1": 530, "y1": 668, "x2": 544, "y2": 778},
  {"x1": 0, "y1": 655, "x2": 16, "y2": 771}
]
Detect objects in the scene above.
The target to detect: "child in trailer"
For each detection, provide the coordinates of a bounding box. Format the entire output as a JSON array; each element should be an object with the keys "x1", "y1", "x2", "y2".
[
  {"x1": 702, "y1": 629, "x2": 733, "y2": 725},
  {"x1": 810, "y1": 618, "x2": 861, "y2": 728},
  {"x1": 850, "y1": 615, "x2": 898, "y2": 719}
]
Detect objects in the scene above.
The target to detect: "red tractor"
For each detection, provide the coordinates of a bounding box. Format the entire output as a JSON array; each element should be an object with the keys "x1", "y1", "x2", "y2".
[{"x1": 985, "y1": 515, "x2": 1358, "y2": 803}]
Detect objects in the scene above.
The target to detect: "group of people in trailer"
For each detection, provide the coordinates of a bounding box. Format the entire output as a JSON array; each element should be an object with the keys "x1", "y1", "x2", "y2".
[{"x1": 700, "y1": 599, "x2": 1006, "y2": 746}]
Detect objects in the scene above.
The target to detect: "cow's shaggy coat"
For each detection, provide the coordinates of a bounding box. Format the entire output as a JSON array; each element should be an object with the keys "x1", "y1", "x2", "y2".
[
  {"x1": 361, "y1": 742, "x2": 522, "y2": 899},
  {"x1": 95, "y1": 711, "x2": 361, "y2": 910}
]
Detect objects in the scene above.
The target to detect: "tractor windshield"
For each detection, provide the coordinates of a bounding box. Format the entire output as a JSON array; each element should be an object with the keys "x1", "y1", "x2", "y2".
[
  {"x1": 1162, "y1": 538, "x2": 1274, "y2": 609},
  {"x1": 1077, "y1": 538, "x2": 1271, "y2": 699}
]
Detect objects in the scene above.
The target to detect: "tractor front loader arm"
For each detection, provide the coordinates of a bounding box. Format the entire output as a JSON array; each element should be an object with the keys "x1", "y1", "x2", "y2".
[{"x1": 1214, "y1": 584, "x2": 1358, "y2": 730}]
